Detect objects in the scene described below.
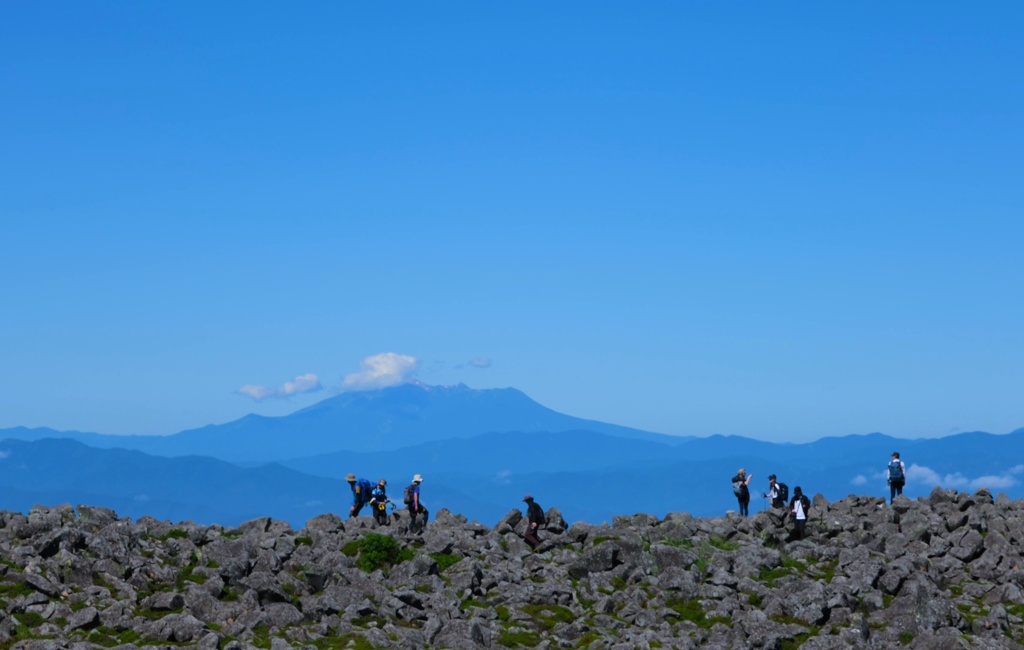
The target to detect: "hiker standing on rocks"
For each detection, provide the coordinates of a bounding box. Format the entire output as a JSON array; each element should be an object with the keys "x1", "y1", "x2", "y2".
[
  {"x1": 346, "y1": 473, "x2": 373, "y2": 518},
  {"x1": 732, "y1": 469, "x2": 753, "y2": 516},
  {"x1": 406, "y1": 474, "x2": 428, "y2": 532},
  {"x1": 764, "y1": 474, "x2": 786, "y2": 509},
  {"x1": 790, "y1": 486, "x2": 810, "y2": 540},
  {"x1": 887, "y1": 451, "x2": 906, "y2": 504},
  {"x1": 369, "y1": 479, "x2": 391, "y2": 527},
  {"x1": 522, "y1": 494, "x2": 545, "y2": 551}
]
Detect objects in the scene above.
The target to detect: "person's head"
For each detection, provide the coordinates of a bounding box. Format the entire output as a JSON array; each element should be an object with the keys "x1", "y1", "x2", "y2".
[
  {"x1": 378, "y1": 478, "x2": 387, "y2": 487},
  {"x1": 768, "y1": 474, "x2": 776, "y2": 482},
  {"x1": 738, "y1": 468, "x2": 746, "y2": 476},
  {"x1": 345, "y1": 473, "x2": 356, "y2": 484},
  {"x1": 412, "y1": 474, "x2": 423, "y2": 484},
  {"x1": 794, "y1": 486, "x2": 803, "y2": 497},
  {"x1": 523, "y1": 494, "x2": 533, "y2": 503},
  {"x1": 892, "y1": 451, "x2": 900, "y2": 459}
]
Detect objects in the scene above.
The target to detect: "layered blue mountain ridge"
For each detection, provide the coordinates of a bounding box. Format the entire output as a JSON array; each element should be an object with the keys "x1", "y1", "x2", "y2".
[{"x1": 1, "y1": 383, "x2": 1021, "y2": 527}]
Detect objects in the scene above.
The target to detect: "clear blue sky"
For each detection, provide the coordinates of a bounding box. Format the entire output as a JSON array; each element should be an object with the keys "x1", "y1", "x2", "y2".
[{"x1": 2, "y1": 3, "x2": 1022, "y2": 442}]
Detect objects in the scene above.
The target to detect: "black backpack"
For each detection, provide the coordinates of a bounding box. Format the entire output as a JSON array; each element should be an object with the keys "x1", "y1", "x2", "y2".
[
  {"x1": 732, "y1": 479, "x2": 744, "y2": 497},
  {"x1": 403, "y1": 484, "x2": 415, "y2": 505},
  {"x1": 777, "y1": 483, "x2": 789, "y2": 503}
]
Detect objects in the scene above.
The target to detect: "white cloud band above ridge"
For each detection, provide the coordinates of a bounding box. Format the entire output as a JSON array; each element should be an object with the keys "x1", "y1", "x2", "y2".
[{"x1": 238, "y1": 373, "x2": 323, "y2": 401}]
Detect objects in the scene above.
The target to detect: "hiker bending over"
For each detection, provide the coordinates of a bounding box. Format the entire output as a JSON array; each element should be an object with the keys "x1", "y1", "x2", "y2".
[
  {"x1": 346, "y1": 473, "x2": 373, "y2": 518},
  {"x1": 405, "y1": 474, "x2": 429, "y2": 532},
  {"x1": 790, "y1": 486, "x2": 810, "y2": 540},
  {"x1": 731, "y1": 469, "x2": 753, "y2": 516},
  {"x1": 887, "y1": 452, "x2": 906, "y2": 504},
  {"x1": 522, "y1": 494, "x2": 546, "y2": 551},
  {"x1": 369, "y1": 479, "x2": 391, "y2": 527}
]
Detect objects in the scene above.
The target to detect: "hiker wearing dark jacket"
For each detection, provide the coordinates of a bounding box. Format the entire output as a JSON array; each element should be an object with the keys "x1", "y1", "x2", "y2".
[
  {"x1": 887, "y1": 452, "x2": 906, "y2": 504},
  {"x1": 523, "y1": 495, "x2": 544, "y2": 551},
  {"x1": 790, "y1": 486, "x2": 810, "y2": 540},
  {"x1": 346, "y1": 473, "x2": 373, "y2": 518},
  {"x1": 732, "y1": 469, "x2": 753, "y2": 516},
  {"x1": 369, "y1": 479, "x2": 391, "y2": 526},
  {"x1": 408, "y1": 474, "x2": 428, "y2": 532}
]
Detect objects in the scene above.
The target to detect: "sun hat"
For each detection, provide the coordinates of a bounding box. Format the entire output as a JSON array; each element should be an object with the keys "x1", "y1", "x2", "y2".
[
  {"x1": 523, "y1": 494, "x2": 533, "y2": 502},
  {"x1": 412, "y1": 474, "x2": 423, "y2": 483},
  {"x1": 345, "y1": 473, "x2": 356, "y2": 481}
]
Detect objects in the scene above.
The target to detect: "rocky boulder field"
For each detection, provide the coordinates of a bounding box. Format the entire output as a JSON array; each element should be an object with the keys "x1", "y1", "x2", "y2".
[{"x1": 3, "y1": 488, "x2": 1024, "y2": 649}]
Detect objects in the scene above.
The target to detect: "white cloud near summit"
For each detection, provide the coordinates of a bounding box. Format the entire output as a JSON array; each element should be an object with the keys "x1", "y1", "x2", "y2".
[
  {"x1": 238, "y1": 373, "x2": 323, "y2": 401},
  {"x1": 341, "y1": 353, "x2": 419, "y2": 391}
]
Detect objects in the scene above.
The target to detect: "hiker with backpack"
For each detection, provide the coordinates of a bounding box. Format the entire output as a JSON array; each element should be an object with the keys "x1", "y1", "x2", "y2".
[
  {"x1": 522, "y1": 494, "x2": 545, "y2": 551},
  {"x1": 789, "y1": 486, "x2": 811, "y2": 540},
  {"x1": 887, "y1": 451, "x2": 906, "y2": 504},
  {"x1": 346, "y1": 473, "x2": 374, "y2": 518},
  {"x1": 763, "y1": 474, "x2": 788, "y2": 509},
  {"x1": 731, "y1": 469, "x2": 753, "y2": 516},
  {"x1": 369, "y1": 478, "x2": 393, "y2": 527},
  {"x1": 404, "y1": 474, "x2": 428, "y2": 533}
]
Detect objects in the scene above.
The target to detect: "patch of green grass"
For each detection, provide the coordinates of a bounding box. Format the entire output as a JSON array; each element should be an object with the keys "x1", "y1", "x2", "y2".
[
  {"x1": 86, "y1": 626, "x2": 143, "y2": 647},
  {"x1": 665, "y1": 597, "x2": 730, "y2": 629},
  {"x1": 496, "y1": 605, "x2": 511, "y2": 622},
  {"x1": 460, "y1": 598, "x2": 487, "y2": 611},
  {"x1": 592, "y1": 536, "x2": 619, "y2": 546},
  {"x1": 351, "y1": 614, "x2": 387, "y2": 628},
  {"x1": 662, "y1": 537, "x2": 694, "y2": 549},
  {"x1": 882, "y1": 594, "x2": 894, "y2": 608},
  {"x1": 430, "y1": 552, "x2": 462, "y2": 572},
  {"x1": 813, "y1": 560, "x2": 838, "y2": 584},
  {"x1": 747, "y1": 592, "x2": 763, "y2": 608},
  {"x1": 708, "y1": 535, "x2": 740, "y2": 551},
  {"x1": 155, "y1": 529, "x2": 189, "y2": 541},
  {"x1": 899, "y1": 631, "x2": 914, "y2": 645},
  {"x1": 134, "y1": 606, "x2": 183, "y2": 621},
  {"x1": 574, "y1": 632, "x2": 602, "y2": 647},
  {"x1": 0, "y1": 580, "x2": 34, "y2": 599},
  {"x1": 521, "y1": 604, "x2": 575, "y2": 631},
  {"x1": 295, "y1": 536, "x2": 313, "y2": 546},
  {"x1": 175, "y1": 565, "x2": 208, "y2": 589},
  {"x1": 15, "y1": 612, "x2": 46, "y2": 629},
  {"x1": 219, "y1": 585, "x2": 240, "y2": 602},
  {"x1": 310, "y1": 634, "x2": 380, "y2": 650},
  {"x1": 497, "y1": 628, "x2": 542, "y2": 648}
]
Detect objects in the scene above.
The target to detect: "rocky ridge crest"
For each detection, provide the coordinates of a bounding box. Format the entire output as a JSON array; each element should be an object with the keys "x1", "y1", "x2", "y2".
[{"x1": 2, "y1": 488, "x2": 1024, "y2": 649}]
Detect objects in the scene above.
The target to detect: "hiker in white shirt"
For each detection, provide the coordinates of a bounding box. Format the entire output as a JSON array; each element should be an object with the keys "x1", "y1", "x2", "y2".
[{"x1": 789, "y1": 486, "x2": 810, "y2": 540}]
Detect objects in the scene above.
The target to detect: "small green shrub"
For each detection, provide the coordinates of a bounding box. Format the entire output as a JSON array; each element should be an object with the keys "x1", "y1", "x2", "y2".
[{"x1": 355, "y1": 534, "x2": 413, "y2": 573}]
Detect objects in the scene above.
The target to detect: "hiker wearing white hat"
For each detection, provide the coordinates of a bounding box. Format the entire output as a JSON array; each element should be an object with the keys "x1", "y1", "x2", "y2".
[{"x1": 405, "y1": 474, "x2": 428, "y2": 533}]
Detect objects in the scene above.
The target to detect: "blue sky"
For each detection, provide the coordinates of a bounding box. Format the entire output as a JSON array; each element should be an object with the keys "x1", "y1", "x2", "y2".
[{"x1": 2, "y1": 3, "x2": 1022, "y2": 442}]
